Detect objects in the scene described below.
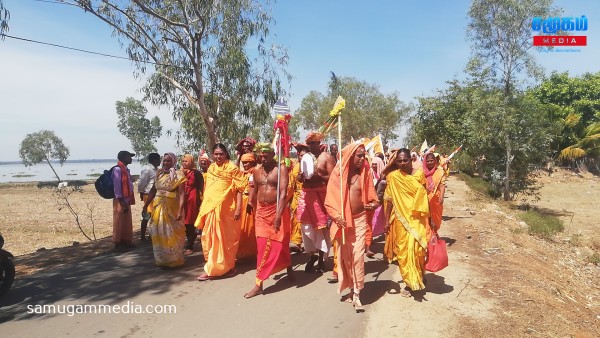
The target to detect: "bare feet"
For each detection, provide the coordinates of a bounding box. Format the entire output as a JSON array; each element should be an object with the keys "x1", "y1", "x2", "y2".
[
  {"x1": 305, "y1": 254, "x2": 318, "y2": 272},
  {"x1": 340, "y1": 291, "x2": 354, "y2": 303},
  {"x1": 365, "y1": 250, "x2": 375, "y2": 258},
  {"x1": 197, "y1": 273, "x2": 211, "y2": 281},
  {"x1": 184, "y1": 249, "x2": 194, "y2": 255},
  {"x1": 286, "y1": 266, "x2": 296, "y2": 284},
  {"x1": 400, "y1": 288, "x2": 412, "y2": 298},
  {"x1": 244, "y1": 285, "x2": 263, "y2": 299},
  {"x1": 353, "y1": 294, "x2": 365, "y2": 313}
]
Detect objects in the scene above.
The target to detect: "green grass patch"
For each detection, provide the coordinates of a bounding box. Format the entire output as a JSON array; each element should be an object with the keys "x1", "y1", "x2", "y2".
[
  {"x1": 12, "y1": 174, "x2": 35, "y2": 178},
  {"x1": 456, "y1": 173, "x2": 501, "y2": 198},
  {"x1": 519, "y1": 209, "x2": 564, "y2": 239},
  {"x1": 588, "y1": 253, "x2": 600, "y2": 265}
]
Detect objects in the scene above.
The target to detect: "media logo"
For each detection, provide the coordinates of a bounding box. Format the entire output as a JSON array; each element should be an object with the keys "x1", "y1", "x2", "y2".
[{"x1": 531, "y1": 15, "x2": 587, "y2": 47}]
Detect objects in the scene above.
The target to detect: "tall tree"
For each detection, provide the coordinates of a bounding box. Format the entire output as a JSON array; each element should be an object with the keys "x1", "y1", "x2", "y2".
[
  {"x1": 62, "y1": 0, "x2": 289, "y2": 151},
  {"x1": 467, "y1": 0, "x2": 560, "y2": 200},
  {"x1": 293, "y1": 74, "x2": 410, "y2": 145},
  {"x1": 0, "y1": 0, "x2": 8, "y2": 39},
  {"x1": 116, "y1": 97, "x2": 162, "y2": 158},
  {"x1": 19, "y1": 130, "x2": 70, "y2": 182},
  {"x1": 411, "y1": 73, "x2": 552, "y2": 199}
]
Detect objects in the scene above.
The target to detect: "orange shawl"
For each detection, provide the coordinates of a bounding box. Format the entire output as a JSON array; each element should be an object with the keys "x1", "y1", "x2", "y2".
[
  {"x1": 117, "y1": 160, "x2": 135, "y2": 204},
  {"x1": 325, "y1": 143, "x2": 377, "y2": 239}
]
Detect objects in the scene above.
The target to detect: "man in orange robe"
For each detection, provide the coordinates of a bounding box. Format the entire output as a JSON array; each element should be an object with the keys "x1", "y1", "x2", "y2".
[
  {"x1": 236, "y1": 153, "x2": 258, "y2": 260},
  {"x1": 325, "y1": 143, "x2": 379, "y2": 312}
]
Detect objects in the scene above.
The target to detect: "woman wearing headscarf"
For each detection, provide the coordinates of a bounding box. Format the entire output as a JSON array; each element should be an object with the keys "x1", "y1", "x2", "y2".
[
  {"x1": 423, "y1": 153, "x2": 446, "y2": 233},
  {"x1": 143, "y1": 152, "x2": 187, "y2": 267},
  {"x1": 195, "y1": 144, "x2": 244, "y2": 281},
  {"x1": 181, "y1": 154, "x2": 204, "y2": 254},
  {"x1": 365, "y1": 156, "x2": 386, "y2": 257}
]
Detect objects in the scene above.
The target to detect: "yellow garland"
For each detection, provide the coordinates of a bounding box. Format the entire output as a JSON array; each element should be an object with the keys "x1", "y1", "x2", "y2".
[{"x1": 329, "y1": 96, "x2": 346, "y2": 117}]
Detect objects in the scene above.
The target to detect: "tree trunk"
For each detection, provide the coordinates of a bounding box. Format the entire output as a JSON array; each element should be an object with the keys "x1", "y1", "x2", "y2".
[
  {"x1": 46, "y1": 158, "x2": 61, "y2": 182},
  {"x1": 504, "y1": 135, "x2": 511, "y2": 201},
  {"x1": 194, "y1": 90, "x2": 218, "y2": 152}
]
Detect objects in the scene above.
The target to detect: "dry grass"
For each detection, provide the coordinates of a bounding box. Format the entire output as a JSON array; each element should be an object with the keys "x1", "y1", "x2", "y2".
[{"x1": 0, "y1": 182, "x2": 143, "y2": 256}]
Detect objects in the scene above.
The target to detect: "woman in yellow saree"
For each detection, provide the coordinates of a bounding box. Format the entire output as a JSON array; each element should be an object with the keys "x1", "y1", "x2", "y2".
[
  {"x1": 196, "y1": 144, "x2": 244, "y2": 281},
  {"x1": 383, "y1": 148, "x2": 430, "y2": 297},
  {"x1": 143, "y1": 152, "x2": 187, "y2": 267}
]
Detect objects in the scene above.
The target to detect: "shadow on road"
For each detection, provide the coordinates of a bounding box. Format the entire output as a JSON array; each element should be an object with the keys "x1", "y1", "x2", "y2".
[{"x1": 0, "y1": 243, "x2": 207, "y2": 324}]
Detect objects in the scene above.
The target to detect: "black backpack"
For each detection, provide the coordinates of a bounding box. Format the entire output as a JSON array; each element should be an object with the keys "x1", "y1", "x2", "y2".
[{"x1": 95, "y1": 166, "x2": 118, "y2": 199}]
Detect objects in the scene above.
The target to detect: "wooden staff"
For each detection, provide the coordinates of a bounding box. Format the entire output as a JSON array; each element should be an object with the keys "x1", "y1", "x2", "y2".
[{"x1": 337, "y1": 114, "x2": 345, "y2": 245}]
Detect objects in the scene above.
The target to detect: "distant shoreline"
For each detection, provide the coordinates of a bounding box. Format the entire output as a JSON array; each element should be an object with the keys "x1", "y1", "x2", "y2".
[{"x1": 0, "y1": 159, "x2": 137, "y2": 165}]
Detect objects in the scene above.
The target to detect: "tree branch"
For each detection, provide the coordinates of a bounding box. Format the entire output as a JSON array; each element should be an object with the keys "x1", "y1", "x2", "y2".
[{"x1": 132, "y1": 0, "x2": 187, "y2": 28}]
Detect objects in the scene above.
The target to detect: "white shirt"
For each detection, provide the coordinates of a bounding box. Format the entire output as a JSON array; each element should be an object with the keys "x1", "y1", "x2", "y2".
[{"x1": 137, "y1": 164, "x2": 157, "y2": 194}]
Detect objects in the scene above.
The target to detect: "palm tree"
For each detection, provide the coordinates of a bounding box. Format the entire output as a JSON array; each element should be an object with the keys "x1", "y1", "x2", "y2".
[{"x1": 559, "y1": 122, "x2": 600, "y2": 160}]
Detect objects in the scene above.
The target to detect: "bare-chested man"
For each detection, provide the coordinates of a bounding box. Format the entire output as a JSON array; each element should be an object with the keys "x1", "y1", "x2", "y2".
[
  {"x1": 244, "y1": 143, "x2": 294, "y2": 298},
  {"x1": 297, "y1": 132, "x2": 336, "y2": 272},
  {"x1": 325, "y1": 143, "x2": 378, "y2": 312}
]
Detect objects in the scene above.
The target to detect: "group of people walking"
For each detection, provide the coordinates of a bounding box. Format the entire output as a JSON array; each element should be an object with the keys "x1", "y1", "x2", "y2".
[{"x1": 110, "y1": 131, "x2": 449, "y2": 312}]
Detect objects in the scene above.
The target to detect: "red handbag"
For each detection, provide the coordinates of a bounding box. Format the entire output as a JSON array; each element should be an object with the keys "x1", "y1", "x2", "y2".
[{"x1": 425, "y1": 234, "x2": 448, "y2": 272}]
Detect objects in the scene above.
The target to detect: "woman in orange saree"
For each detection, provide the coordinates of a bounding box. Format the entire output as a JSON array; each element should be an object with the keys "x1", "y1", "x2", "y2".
[{"x1": 423, "y1": 153, "x2": 446, "y2": 233}]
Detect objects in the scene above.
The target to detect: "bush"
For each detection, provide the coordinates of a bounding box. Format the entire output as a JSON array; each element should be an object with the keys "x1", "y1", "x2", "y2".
[
  {"x1": 519, "y1": 209, "x2": 564, "y2": 239},
  {"x1": 588, "y1": 253, "x2": 600, "y2": 265},
  {"x1": 456, "y1": 173, "x2": 502, "y2": 198}
]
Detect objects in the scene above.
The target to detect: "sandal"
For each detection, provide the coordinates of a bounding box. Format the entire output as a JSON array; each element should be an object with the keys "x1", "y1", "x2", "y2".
[
  {"x1": 400, "y1": 289, "x2": 412, "y2": 298},
  {"x1": 197, "y1": 273, "x2": 211, "y2": 281}
]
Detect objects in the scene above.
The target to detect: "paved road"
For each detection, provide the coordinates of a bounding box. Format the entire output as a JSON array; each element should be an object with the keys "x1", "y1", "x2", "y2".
[
  {"x1": 0, "y1": 240, "x2": 396, "y2": 337},
  {"x1": 1, "y1": 178, "x2": 477, "y2": 337}
]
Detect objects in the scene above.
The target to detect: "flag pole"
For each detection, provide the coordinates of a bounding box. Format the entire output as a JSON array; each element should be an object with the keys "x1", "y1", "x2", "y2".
[
  {"x1": 275, "y1": 130, "x2": 282, "y2": 214},
  {"x1": 337, "y1": 114, "x2": 345, "y2": 245}
]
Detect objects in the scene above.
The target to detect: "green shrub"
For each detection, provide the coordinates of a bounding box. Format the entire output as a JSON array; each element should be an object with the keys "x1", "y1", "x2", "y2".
[
  {"x1": 519, "y1": 209, "x2": 564, "y2": 239},
  {"x1": 456, "y1": 173, "x2": 501, "y2": 198},
  {"x1": 588, "y1": 253, "x2": 600, "y2": 265}
]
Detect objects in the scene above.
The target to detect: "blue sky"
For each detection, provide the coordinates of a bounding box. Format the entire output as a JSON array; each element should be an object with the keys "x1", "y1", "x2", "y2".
[{"x1": 0, "y1": 0, "x2": 598, "y2": 161}]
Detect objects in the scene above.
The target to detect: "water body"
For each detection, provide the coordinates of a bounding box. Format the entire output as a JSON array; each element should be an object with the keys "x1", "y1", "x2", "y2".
[{"x1": 0, "y1": 160, "x2": 144, "y2": 183}]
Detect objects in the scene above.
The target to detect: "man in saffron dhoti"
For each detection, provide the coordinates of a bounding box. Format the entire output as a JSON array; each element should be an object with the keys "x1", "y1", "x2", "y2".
[
  {"x1": 112, "y1": 150, "x2": 136, "y2": 251},
  {"x1": 196, "y1": 144, "x2": 244, "y2": 281},
  {"x1": 325, "y1": 143, "x2": 379, "y2": 312},
  {"x1": 383, "y1": 148, "x2": 431, "y2": 298},
  {"x1": 244, "y1": 143, "x2": 295, "y2": 298},
  {"x1": 297, "y1": 132, "x2": 335, "y2": 272}
]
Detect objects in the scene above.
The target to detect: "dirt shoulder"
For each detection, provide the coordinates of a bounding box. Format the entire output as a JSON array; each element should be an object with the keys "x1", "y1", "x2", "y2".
[{"x1": 366, "y1": 176, "x2": 599, "y2": 337}]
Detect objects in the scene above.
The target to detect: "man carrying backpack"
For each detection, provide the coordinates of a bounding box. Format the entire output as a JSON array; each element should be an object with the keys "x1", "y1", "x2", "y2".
[
  {"x1": 112, "y1": 150, "x2": 136, "y2": 251},
  {"x1": 138, "y1": 153, "x2": 161, "y2": 241}
]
